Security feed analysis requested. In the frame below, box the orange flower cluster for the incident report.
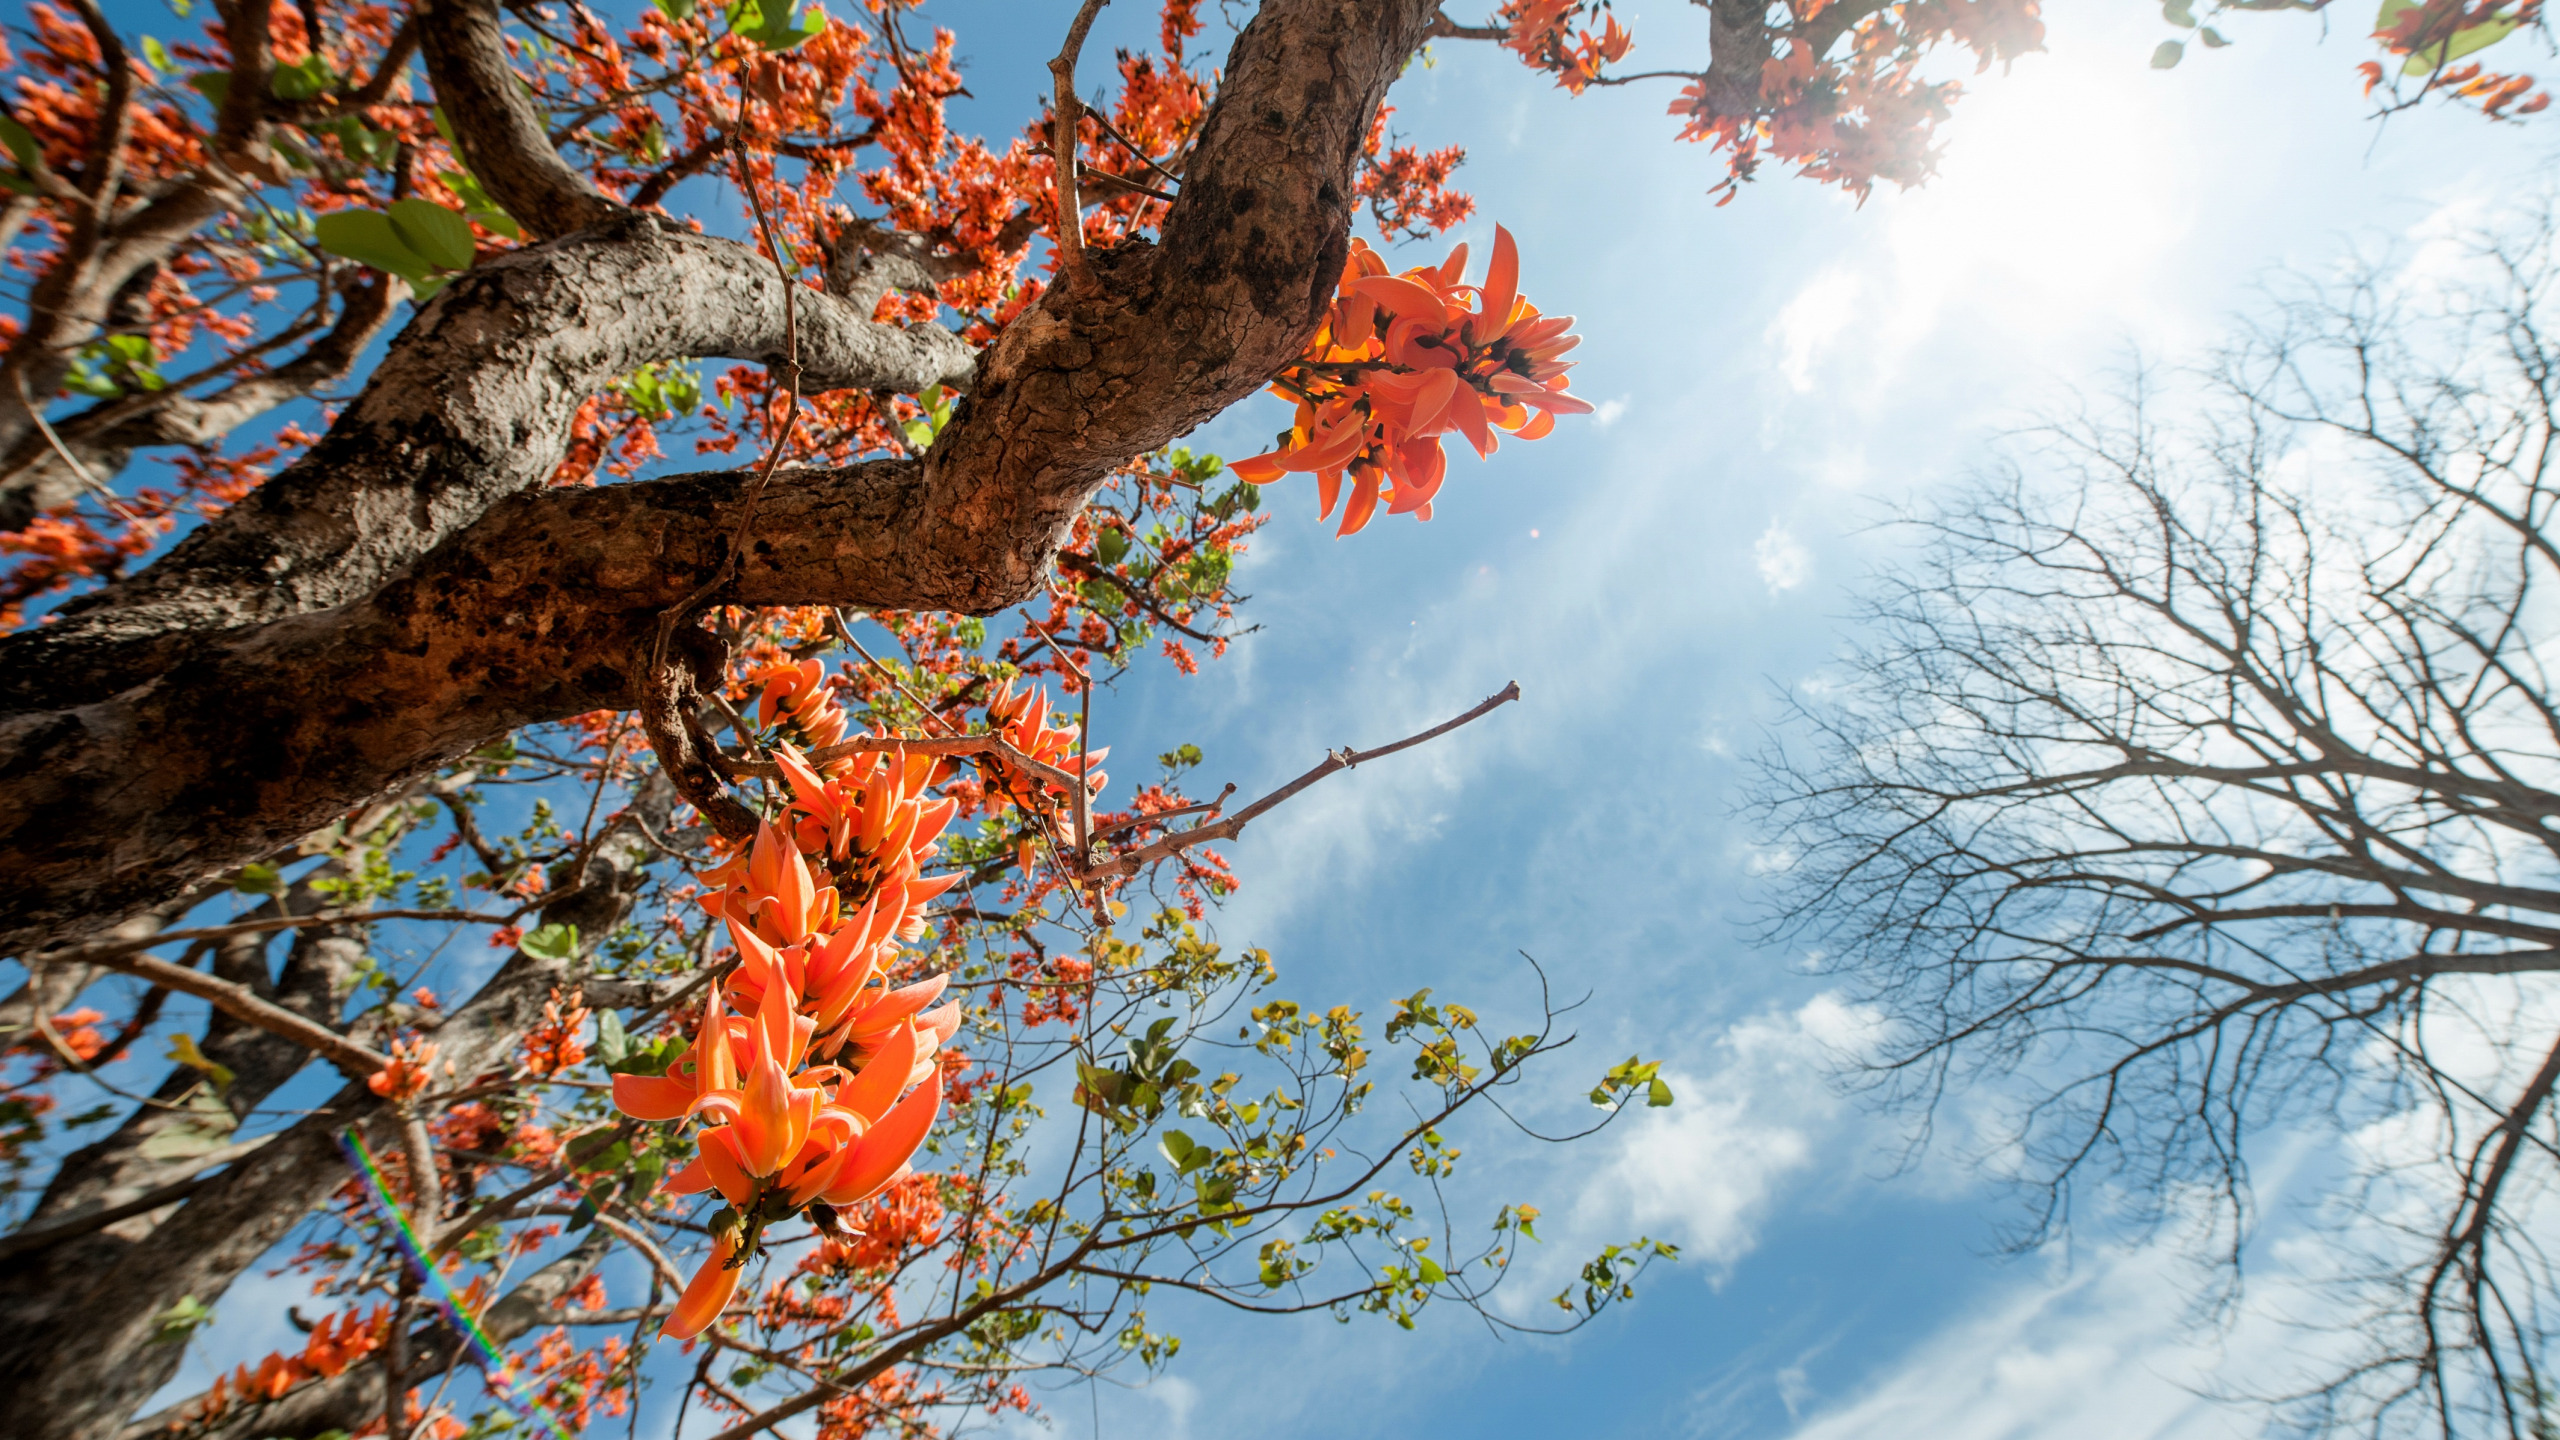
[520,989,591,1077]
[2359,0,2552,120]
[751,658,852,751]
[183,1305,390,1424]
[610,666,1020,1339]
[367,1038,439,1101]
[987,677,1109,805]
[1231,225,1588,536]
[1500,0,1634,93]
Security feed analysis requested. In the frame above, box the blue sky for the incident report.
[40,0,2560,1435]
[910,5,2560,1439]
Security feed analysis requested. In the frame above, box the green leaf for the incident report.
[653,0,699,18]
[606,1036,685,1077]
[2161,0,2196,26]
[520,922,580,961]
[1647,1076,1675,1108]
[143,36,174,72]
[729,0,827,50]
[1416,1255,1448,1284]
[233,861,283,895]
[594,1008,629,1067]
[2150,39,2185,68]
[0,113,40,172]
[467,209,522,241]
[167,1033,237,1095]
[2374,0,2518,71]
[187,71,230,110]
[148,1295,216,1346]
[388,198,478,272]
[566,1129,629,1172]
[313,208,433,284]
[270,54,333,100]
[1159,1128,1211,1173]
[2199,25,2230,46]
[138,1092,238,1159]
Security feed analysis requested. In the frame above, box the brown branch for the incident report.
[416,0,621,237]
[1046,0,1110,293]
[1079,682,1521,880]
[81,950,390,1077]
[1095,784,1234,842]
[1426,11,1509,41]
[0,1133,277,1261]
[1082,107,1183,191]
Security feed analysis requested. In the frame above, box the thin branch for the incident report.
[84,950,389,1077]
[1079,682,1522,880]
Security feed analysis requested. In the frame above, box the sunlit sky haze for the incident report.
[935,5,2560,1440]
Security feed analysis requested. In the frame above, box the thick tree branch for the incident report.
[0,0,1444,952]
[416,0,622,237]
[7,220,976,712]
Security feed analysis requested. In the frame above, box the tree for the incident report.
[0,0,2544,1438]
[1752,203,2560,1437]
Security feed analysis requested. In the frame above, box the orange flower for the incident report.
[751,658,850,751]
[367,1038,438,1101]
[986,680,1110,804]
[1231,224,1589,535]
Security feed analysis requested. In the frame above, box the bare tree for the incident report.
[1753,200,2560,1438]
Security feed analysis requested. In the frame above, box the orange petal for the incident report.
[1449,389,1496,459]
[1409,368,1461,436]
[661,1155,718,1197]
[1480,224,1519,336]
[1315,467,1343,521]
[1337,469,1383,537]
[847,974,952,1041]
[822,1070,942,1207]
[696,1125,758,1207]
[1386,438,1445,515]
[1349,274,1450,326]
[1430,241,1468,290]
[691,988,738,1096]
[661,1236,744,1340]
[839,1020,920,1123]
[611,1072,697,1123]
[1229,452,1286,484]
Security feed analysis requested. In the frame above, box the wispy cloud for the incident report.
[1753,521,1812,594]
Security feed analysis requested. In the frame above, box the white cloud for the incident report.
[1593,397,1630,427]
[1771,1225,2325,1440]
[1770,269,1861,394]
[1546,995,1879,1292]
[1755,521,1812,594]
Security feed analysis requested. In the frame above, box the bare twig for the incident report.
[84,950,390,1077]
[1078,682,1523,880]
[14,371,137,522]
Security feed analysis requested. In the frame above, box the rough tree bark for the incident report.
[0,0,1443,1435]
[0,778,672,1439]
